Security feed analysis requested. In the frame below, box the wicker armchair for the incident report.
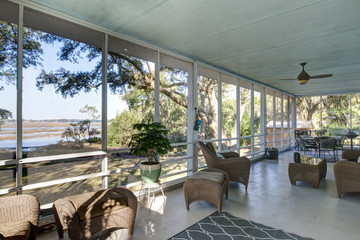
[341,149,360,162]
[199,141,250,191]
[53,186,137,240]
[334,160,360,198]
[205,142,241,158]
[0,195,40,240]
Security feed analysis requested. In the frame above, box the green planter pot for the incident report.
[140,162,161,184]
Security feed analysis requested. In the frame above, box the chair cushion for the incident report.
[189,171,225,184]
[65,189,128,221]
[216,153,224,159]
[0,220,31,240]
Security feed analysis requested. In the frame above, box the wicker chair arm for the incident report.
[112,187,137,209]
[216,157,250,186]
[219,157,250,165]
[334,160,360,197]
[220,152,240,158]
[341,150,360,161]
[112,187,137,235]
[53,198,77,232]
[0,195,39,227]
[334,160,360,175]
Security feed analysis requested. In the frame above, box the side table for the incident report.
[138,181,165,212]
[288,155,327,188]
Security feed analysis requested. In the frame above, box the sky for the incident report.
[1,39,129,120]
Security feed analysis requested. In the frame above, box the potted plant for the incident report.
[128,121,171,184]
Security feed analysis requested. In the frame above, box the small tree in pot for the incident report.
[128,121,171,183]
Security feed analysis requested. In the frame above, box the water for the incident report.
[0,124,101,149]
[0,136,63,149]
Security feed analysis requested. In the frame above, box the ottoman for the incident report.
[183,168,229,213]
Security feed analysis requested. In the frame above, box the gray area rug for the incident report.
[168,212,313,240]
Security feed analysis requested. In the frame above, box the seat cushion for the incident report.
[65,189,128,221]
[0,220,31,240]
[189,171,225,184]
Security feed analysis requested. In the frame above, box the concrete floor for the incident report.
[38,150,360,240]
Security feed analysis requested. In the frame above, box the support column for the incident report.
[16,5,24,195]
[281,94,284,148]
[251,84,254,155]
[287,95,290,147]
[320,96,323,129]
[101,33,108,189]
[154,52,160,122]
[273,94,276,148]
[217,73,222,152]
[187,62,196,173]
[236,79,240,154]
[350,94,352,129]
[292,97,297,144]
[260,87,266,153]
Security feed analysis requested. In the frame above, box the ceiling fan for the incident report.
[279,62,333,85]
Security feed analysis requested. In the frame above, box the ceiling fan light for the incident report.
[298,79,309,85]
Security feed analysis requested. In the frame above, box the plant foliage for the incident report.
[128,122,171,164]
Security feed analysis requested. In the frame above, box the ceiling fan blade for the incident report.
[309,74,333,79]
[278,78,297,80]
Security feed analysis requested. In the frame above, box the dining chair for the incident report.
[318,137,337,161]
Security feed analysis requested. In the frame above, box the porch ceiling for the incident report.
[29,0,360,97]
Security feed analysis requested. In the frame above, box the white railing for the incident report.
[0,137,295,212]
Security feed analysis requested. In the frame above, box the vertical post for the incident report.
[320,96,323,129]
[250,84,254,156]
[187,63,196,173]
[217,73,222,152]
[349,94,352,129]
[154,51,160,122]
[287,95,290,147]
[272,93,276,148]
[281,94,284,149]
[101,33,108,189]
[16,5,24,195]
[260,87,266,153]
[236,79,240,154]
[292,97,297,144]
[193,63,198,171]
